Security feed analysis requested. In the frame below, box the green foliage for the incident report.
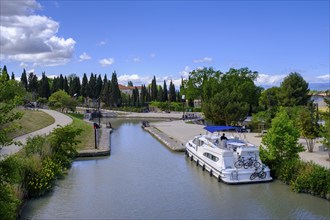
[0,181,20,220]
[25,157,61,197]
[49,125,82,169]
[48,90,77,112]
[260,107,304,170]
[278,72,310,107]
[24,135,50,158]
[0,103,24,148]
[202,68,260,125]
[290,162,330,197]
[297,106,320,152]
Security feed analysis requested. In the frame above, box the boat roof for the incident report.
[204,126,240,133]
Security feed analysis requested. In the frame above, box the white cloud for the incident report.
[79,52,91,62]
[316,74,330,81]
[133,57,141,62]
[98,40,107,46]
[117,74,150,85]
[99,58,114,67]
[193,57,213,63]
[255,74,286,86]
[0,0,75,66]
[20,62,28,68]
[179,66,191,78]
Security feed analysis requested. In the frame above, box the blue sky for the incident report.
[0,0,329,88]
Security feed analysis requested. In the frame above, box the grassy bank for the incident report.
[9,109,55,138]
[67,113,94,150]
[0,112,95,219]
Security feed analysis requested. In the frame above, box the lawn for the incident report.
[68,113,95,150]
[9,109,55,138]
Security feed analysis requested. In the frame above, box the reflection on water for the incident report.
[20,119,330,219]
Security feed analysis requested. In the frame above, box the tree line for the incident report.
[2,65,180,109]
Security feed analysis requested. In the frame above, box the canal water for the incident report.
[21,120,330,219]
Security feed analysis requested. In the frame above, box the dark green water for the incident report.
[20,119,330,219]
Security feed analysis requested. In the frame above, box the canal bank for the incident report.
[149,120,330,169]
[20,120,330,219]
[77,121,112,157]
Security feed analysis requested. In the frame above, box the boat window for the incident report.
[203,152,219,162]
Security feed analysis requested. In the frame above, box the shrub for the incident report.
[0,181,20,220]
[25,157,61,197]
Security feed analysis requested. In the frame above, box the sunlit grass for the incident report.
[69,115,95,150]
[9,109,55,138]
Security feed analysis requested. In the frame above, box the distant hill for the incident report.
[260,83,329,91]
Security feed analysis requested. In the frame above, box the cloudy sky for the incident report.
[0,0,329,88]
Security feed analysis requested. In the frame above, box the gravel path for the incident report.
[0,109,72,159]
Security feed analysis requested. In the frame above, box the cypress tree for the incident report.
[64,76,69,93]
[111,71,121,107]
[21,69,28,90]
[88,73,96,99]
[81,73,88,98]
[1,65,9,81]
[11,72,15,80]
[151,76,157,101]
[39,72,50,99]
[169,80,176,102]
[163,80,168,102]
[96,74,103,98]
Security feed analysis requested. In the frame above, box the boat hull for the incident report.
[185,147,272,184]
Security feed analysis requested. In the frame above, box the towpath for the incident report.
[0,109,72,159]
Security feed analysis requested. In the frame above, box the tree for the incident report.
[48,90,77,112]
[63,76,69,93]
[80,73,88,98]
[111,71,121,107]
[95,74,103,99]
[181,67,221,104]
[297,105,320,152]
[11,72,15,80]
[68,74,81,97]
[151,76,157,101]
[169,80,176,102]
[51,77,60,94]
[88,73,96,99]
[38,72,50,99]
[27,72,38,100]
[202,68,261,125]
[58,74,64,90]
[162,80,168,102]
[278,72,310,107]
[1,65,9,81]
[128,81,133,87]
[20,69,28,91]
[260,107,304,170]
[0,68,24,149]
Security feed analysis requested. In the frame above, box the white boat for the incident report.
[185,126,272,184]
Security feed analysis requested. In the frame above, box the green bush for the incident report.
[25,157,61,197]
[290,161,330,197]
[0,181,20,220]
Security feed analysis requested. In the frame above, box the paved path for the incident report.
[0,109,72,159]
[150,120,330,169]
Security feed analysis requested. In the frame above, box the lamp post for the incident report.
[182,95,185,120]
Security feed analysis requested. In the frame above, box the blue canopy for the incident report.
[204,126,240,133]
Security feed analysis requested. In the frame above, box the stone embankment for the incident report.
[143,126,185,152]
[77,122,112,157]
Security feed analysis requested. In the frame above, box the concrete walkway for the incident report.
[150,120,330,169]
[0,109,72,159]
